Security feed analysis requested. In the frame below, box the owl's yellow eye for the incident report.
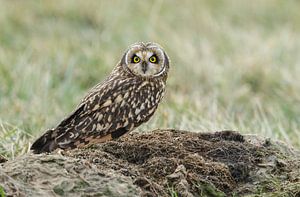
[149,55,157,63]
[132,55,140,63]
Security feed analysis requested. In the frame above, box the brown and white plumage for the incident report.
[31,42,170,153]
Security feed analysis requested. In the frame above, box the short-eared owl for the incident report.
[31,42,170,153]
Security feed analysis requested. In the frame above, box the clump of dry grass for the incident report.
[0,120,31,159]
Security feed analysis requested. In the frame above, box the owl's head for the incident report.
[121,42,169,78]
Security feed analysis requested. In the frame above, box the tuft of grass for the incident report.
[0,0,299,158]
[195,182,226,197]
[0,120,31,159]
[168,186,179,197]
[0,185,6,197]
[245,179,300,197]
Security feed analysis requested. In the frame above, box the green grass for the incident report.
[0,0,300,158]
[0,186,5,197]
[168,186,178,197]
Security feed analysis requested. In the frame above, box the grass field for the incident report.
[0,0,300,159]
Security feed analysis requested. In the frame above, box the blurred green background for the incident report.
[0,0,300,158]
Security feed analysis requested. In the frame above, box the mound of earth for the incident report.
[1,130,300,197]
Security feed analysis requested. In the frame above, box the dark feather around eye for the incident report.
[131,55,140,63]
[150,54,159,63]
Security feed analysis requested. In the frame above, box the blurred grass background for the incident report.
[0,0,300,158]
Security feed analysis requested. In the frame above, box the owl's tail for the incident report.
[30,129,59,154]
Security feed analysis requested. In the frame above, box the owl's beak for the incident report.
[141,61,148,73]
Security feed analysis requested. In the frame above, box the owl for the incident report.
[31,42,170,154]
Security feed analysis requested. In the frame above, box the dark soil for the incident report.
[1,129,300,197]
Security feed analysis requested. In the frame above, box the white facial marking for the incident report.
[125,44,166,77]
